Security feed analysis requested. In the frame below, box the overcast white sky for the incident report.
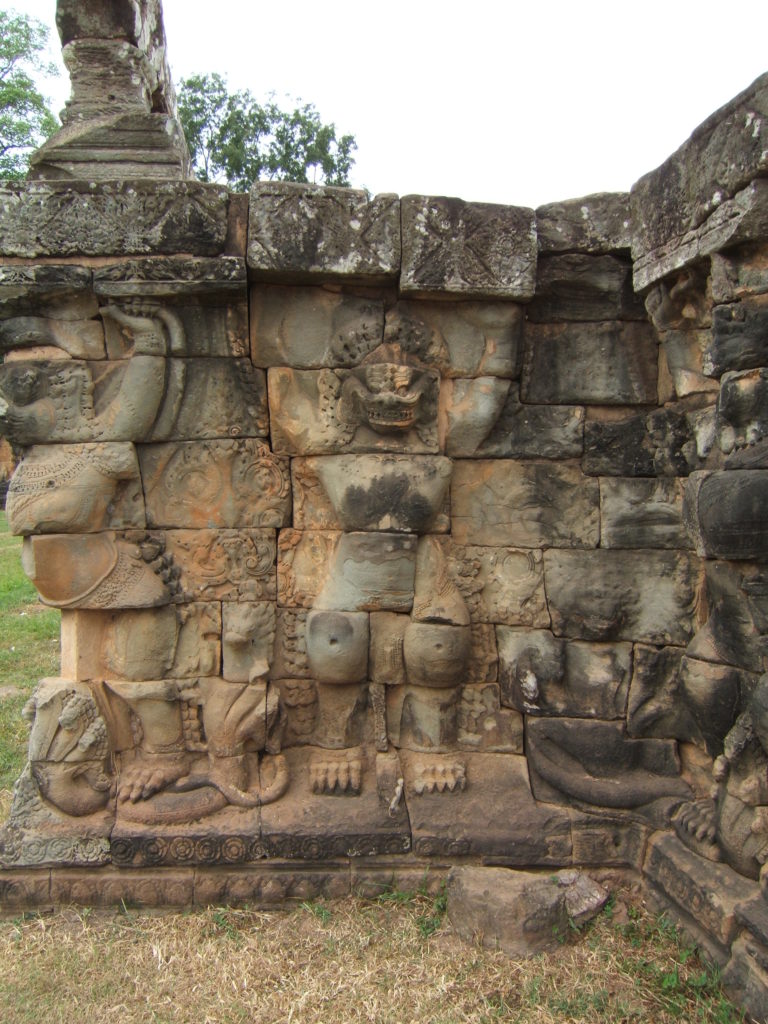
[11,0,768,208]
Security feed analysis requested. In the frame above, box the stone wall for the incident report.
[1,1,768,1017]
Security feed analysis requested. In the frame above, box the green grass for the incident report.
[0,513,60,796]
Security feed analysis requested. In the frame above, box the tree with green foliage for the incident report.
[177,73,356,191]
[0,8,58,179]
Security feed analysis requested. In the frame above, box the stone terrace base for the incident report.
[2,836,767,1020]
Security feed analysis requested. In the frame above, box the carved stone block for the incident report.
[457,684,524,752]
[451,460,599,548]
[643,833,756,948]
[7,443,145,535]
[140,441,291,529]
[497,628,631,719]
[390,299,523,378]
[0,265,97,321]
[260,747,411,859]
[445,541,549,627]
[569,813,649,868]
[444,382,584,459]
[685,470,768,559]
[535,193,631,254]
[250,285,384,368]
[543,549,699,645]
[248,183,400,282]
[0,181,229,257]
[21,532,172,609]
[711,241,768,302]
[313,532,418,614]
[599,477,691,549]
[717,367,768,457]
[522,321,658,405]
[61,604,221,680]
[268,365,439,455]
[687,560,768,674]
[400,195,537,300]
[527,253,644,322]
[386,684,459,752]
[306,611,369,684]
[527,718,691,815]
[583,408,695,477]
[659,329,718,398]
[400,751,572,860]
[0,316,105,359]
[272,608,309,679]
[222,602,275,683]
[162,529,276,602]
[708,297,768,377]
[627,645,745,754]
[277,529,339,608]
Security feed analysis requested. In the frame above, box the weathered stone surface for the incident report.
[306,611,369,684]
[139,441,291,529]
[272,608,309,679]
[412,536,470,626]
[522,321,658,405]
[7,443,145,535]
[685,470,768,559]
[708,296,768,376]
[278,530,339,608]
[497,628,630,718]
[0,871,51,909]
[544,549,699,644]
[387,684,460,751]
[268,365,439,455]
[660,329,719,397]
[446,866,569,956]
[21,532,172,609]
[631,73,768,287]
[314,455,452,533]
[93,256,246,296]
[451,460,599,548]
[717,367,768,457]
[0,265,97,321]
[50,868,194,907]
[390,300,523,378]
[583,408,696,477]
[250,285,384,368]
[402,751,571,860]
[369,612,407,687]
[222,602,275,683]
[400,195,537,300]
[528,254,644,322]
[0,316,105,359]
[711,241,768,302]
[0,181,228,257]
[445,542,549,627]
[260,747,411,859]
[535,192,631,253]
[569,813,649,868]
[687,560,768,674]
[248,183,400,282]
[599,477,691,549]
[627,645,745,754]
[162,529,276,602]
[61,603,221,680]
[643,833,756,948]
[556,869,610,926]
[194,866,350,906]
[457,684,524,753]
[722,936,768,1024]
[314,532,417,614]
[528,718,691,814]
[445,382,584,459]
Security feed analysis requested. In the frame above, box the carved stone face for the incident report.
[341,362,432,434]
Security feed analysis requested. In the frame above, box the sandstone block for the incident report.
[140,441,291,529]
[50,868,194,907]
[527,718,691,813]
[0,871,51,909]
[400,195,536,300]
[444,382,584,459]
[314,532,417,613]
[599,477,690,549]
[386,683,460,751]
[711,241,768,302]
[7,443,145,535]
[717,367,768,456]
[497,628,630,718]
[194,867,350,906]
[250,285,384,368]
[451,460,599,548]
[687,560,768,674]
[535,192,631,253]
[163,529,276,602]
[0,316,105,359]
[660,329,719,397]
[306,611,369,684]
[522,321,658,405]
[61,603,221,681]
[222,602,275,682]
[685,469,768,559]
[268,366,439,456]
[569,814,649,868]
[527,253,644,322]
[643,833,756,948]
[544,549,700,644]
[446,866,569,956]
[0,265,97,321]
[248,183,400,282]
[708,296,768,376]
[457,685,524,753]
[722,936,768,1024]
[401,751,572,860]
[583,408,695,477]
[278,530,339,608]
[445,541,549,627]
[0,181,228,257]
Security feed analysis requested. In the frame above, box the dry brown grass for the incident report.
[0,887,747,1024]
